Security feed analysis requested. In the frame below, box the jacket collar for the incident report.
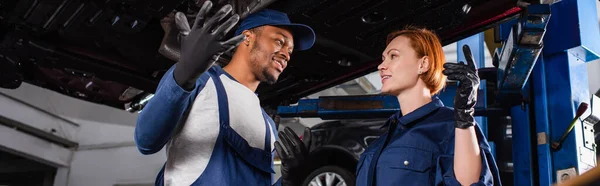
[213,65,261,96]
[212,65,238,82]
[382,96,445,128]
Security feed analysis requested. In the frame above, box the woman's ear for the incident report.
[419,56,430,74]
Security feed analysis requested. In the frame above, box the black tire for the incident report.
[302,165,356,186]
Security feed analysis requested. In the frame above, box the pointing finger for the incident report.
[462,45,478,71]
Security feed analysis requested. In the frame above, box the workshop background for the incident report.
[1,1,600,186]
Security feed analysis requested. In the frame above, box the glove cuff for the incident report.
[455,121,475,129]
[280,167,302,186]
[281,179,300,186]
[454,108,475,129]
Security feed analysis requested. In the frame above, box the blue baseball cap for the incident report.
[235,9,315,51]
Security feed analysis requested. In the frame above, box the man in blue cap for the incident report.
[134,0,315,185]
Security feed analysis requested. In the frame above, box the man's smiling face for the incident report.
[248,25,295,84]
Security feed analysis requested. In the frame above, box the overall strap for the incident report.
[206,68,230,131]
[260,110,278,153]
[155,162,166,186]
[261,109,278,185]
[206,67,274,173]
[262,113,271,153]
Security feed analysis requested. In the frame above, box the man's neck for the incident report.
[222,56,261,92]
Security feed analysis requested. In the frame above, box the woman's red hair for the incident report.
[386,26,446,95]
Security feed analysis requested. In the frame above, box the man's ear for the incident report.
[419,56,430,74]
[242,30,253,46]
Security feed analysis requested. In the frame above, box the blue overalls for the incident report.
[146,66,279,186]
[355,97,501,186]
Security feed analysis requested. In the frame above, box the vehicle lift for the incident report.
[277,0,600,185]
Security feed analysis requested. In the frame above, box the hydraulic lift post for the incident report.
[537,0,600,184]
[494,0,600,185]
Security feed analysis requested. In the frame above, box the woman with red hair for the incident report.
[274,27,502,186]
[353,27,501,186]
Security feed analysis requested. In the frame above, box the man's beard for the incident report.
[250,43,277,85]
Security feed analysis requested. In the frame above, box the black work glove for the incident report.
[443,45,480,129]
[173,0,245,90]
[275,127,312,186]
[209,0,262,18]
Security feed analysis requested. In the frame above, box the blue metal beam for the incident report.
[532,56,553,186]
[277,95,399,120]
[511,104,535,186]
[277,87,495,120]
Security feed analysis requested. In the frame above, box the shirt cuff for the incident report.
[162,64,194,97]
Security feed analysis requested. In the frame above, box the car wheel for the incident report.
[302,165,356,186]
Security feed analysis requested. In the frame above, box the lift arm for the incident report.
[277,83,499,120]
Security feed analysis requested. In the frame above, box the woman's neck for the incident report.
[396,85,432,116]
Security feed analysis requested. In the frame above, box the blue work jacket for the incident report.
[135,65,282,185]
[356,97,502,186]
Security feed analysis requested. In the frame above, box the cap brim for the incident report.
[272,23,315,51]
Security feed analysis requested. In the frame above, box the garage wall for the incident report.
[0,83,165,186]
[0,83,139,127]
[64,117,166,186]
[67,147,165,186]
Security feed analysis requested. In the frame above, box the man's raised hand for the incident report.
[173,0,246,90]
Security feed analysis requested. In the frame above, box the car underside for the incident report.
[0,0,525,112]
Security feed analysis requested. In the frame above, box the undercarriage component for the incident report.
[125,92,154,113]
[0,0,524,111]
[0,29,155,108]
[0,56,23,89]
[257,0,523,107]
[119,87,145,101]
[158,12,181,62]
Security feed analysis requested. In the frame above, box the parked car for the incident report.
[298,119,387,186]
